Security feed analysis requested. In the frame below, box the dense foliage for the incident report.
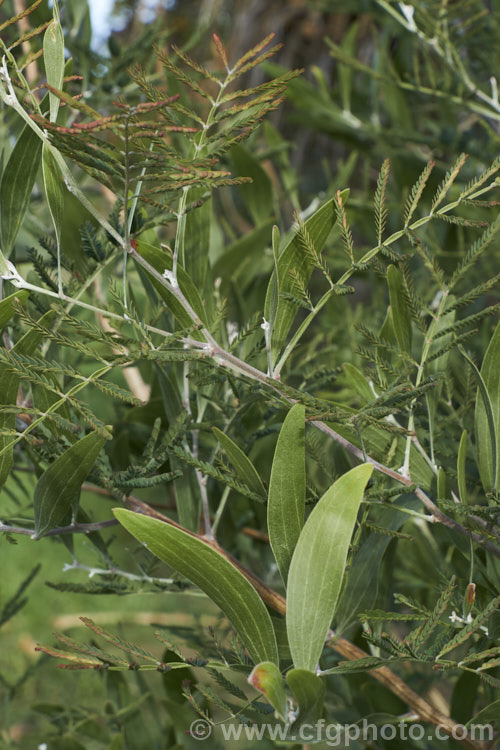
[0,1,499,748]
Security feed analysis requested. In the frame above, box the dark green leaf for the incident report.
[474,322,500,491]
[457,429,468,504]
[387,265,411,354]
[268,403,305,584]
[286,668,325,725]
[213,427,266,500]
[264,193,348,365]
[230,144,273,224]
[0,290,29,329]
[33,431,107,538]
[466,699,500,727]
[0,125,43,255]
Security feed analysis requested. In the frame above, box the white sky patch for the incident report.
[88,0,116,50]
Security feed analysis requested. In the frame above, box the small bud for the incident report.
[463,582,476,618]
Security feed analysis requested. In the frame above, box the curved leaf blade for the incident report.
[136,240,207,338]
[387,264,411,354]
[264,193,348,364]
[268,403,306,584]
[286,668,325,726]
[457,429,468,504]
[0,125,43,255]
[33,431,106,538]
[286,463,373,670]
[212,427,266,500]
[336,496,419,630]
[42,146,65,255]
[0,290,29,330]
[467,698,500,727]
[474,322,500,491]
[113,509,279,665]
[43,16,65,122]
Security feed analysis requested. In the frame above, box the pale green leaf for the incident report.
[268,403,306,584]
[113,509,279,665]
[286,463,373,670]
[34,430,107,538]
[44,16,65,122]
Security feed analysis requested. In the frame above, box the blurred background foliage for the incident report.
[0,0,499,747]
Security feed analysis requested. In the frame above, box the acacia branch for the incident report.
[122,497,486,750]
[125,243,500,559]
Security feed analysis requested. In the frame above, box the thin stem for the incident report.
[0,364,112,458]
[62,559,178,586]
[273,184,487,378]
[0,518,118,538]
[376,0,500,120]
[402,288,449,476]
[172,75,227,281]
[122,117,131,309]
[211,485,231,536]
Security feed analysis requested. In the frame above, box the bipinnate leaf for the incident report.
[248,661,287,720]
[268,403,306,584]
[33,431,106,538]
[264,192,349,365]
[286,463,373,671]
[0,290,30,330]
[113,509,279,665]
[212,427,266,500]
[387,265,411,354]
[286,668,325,725]
[0,310,54,490]
[0,125,43,254]
[475,322,500,491]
